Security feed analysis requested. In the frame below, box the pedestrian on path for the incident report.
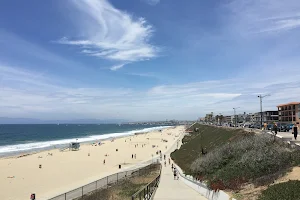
[271,123,278,136]
[293,123,299,140]
[173,168,177,180]
[168,158,171,165]
[164,161,166,167]
[103,159,105,164]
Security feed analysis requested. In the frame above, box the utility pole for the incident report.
[233,107,240,127]
[257,94,270,129]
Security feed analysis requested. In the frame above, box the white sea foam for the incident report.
[0,126,172,154]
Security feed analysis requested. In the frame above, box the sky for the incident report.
[1,0,300,121]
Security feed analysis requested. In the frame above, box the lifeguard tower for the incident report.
[69,142,80,151]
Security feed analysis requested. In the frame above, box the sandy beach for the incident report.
[0,126,184,200]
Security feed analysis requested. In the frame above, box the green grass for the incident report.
[171,124,248,173]
[258,180,300,200]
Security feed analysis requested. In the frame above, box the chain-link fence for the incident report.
[48,163,158,200]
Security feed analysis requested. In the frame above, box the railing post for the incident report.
[107,176,109,188]
[82,186,83,197]
[147,185,149,199]
[65,193,66,200]
[117,173,118,183]
[96,180,97,189]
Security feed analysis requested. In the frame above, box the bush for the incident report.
[258,180,300,200]
[171,124,246,173]
[190,133,298,190]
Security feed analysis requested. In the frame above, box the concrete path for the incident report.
[154,162,207,200]
[153,132,207,200]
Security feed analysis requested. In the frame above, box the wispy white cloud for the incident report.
[143,0,160,6]
[110,63,125,71]
[225,0,300,35]
[57,0,159,65]
[1,63,300,120]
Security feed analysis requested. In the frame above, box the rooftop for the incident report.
[277,102,300,107]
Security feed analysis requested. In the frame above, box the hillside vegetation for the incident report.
[258,180,300,200]
[171,124,249,173]
[172,124,300,192]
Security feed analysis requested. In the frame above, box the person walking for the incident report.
[271,123,278,136]
[164,161,166,167]
[103,159,105,165]
[173,168,177,180]
[293,123,298,140]
[263,122,267,131]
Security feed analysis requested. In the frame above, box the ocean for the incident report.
[0,124,171,157]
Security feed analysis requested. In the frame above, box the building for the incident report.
[277,102,300,123]
[250,111,278,123]
[205,112,214,122]
[224,115,232,123]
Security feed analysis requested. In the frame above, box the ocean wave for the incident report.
[0,126,172,154]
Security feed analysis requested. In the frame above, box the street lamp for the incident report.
[233,107,240,127]
[257,94,270,129]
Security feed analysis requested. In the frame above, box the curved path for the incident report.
[154,132,207,200]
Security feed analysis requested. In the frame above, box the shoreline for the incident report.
[0,125,173,159]
[0,125,185,200]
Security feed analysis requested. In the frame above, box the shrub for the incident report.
[258,180,300,200]
[190,133,298,190]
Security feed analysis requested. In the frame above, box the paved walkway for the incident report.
[154,132,207,200]
[154,162,207,200]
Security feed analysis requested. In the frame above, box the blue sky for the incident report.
[1,0,300,121]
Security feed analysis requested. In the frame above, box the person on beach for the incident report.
[103,159,105,164]
[132,154,133,159]
[293,123,299,140]
[164,161,166,167]
[169,158,171,165]
[164,155,166,160]
[171,163,174,171]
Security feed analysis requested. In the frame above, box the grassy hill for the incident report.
[171,123,250,174]
[171,124,300,193]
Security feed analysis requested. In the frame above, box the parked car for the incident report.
[267,124,274,130]
[254,124,261,129]
[249,124,254,128]
[277,123,290,132]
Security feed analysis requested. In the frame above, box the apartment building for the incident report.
[277,102,300,123]
[224,115,232,123]
[249,111,278,123]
